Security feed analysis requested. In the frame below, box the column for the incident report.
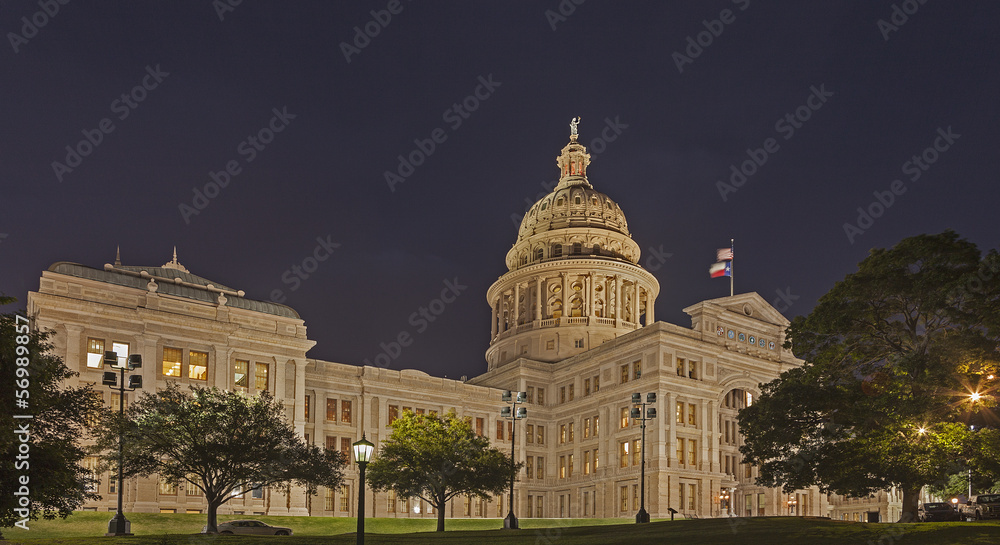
[288,358,310,516]
[63,325,83,385]
[701,401,711,473]
[587,273,595,317]
[614,275,622,323]
[632,281,640,324]
[646,286,655,324]
[513,283,521,327]
[561,273,569,319]
[666,393,676,467]
[491,297,498,339]
[535,279,543,321]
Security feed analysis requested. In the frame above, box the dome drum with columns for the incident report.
[487,122,659,369]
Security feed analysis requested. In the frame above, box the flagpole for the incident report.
[730,238,734,297]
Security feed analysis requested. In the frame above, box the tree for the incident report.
[92,383,345,533]
[0,296,104,538]
[366,410,519,531]
[739,232,1000,522]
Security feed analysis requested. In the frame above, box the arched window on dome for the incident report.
[574,195,582,205]
[572,243,582,255]
[592,196,599,206]
[593,244,602,256]
[535,248,544,262]
[541,202,548,211]
[552,244,563,258]
[520,254,528,267]
[556,197,564,206]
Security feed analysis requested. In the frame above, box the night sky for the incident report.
[2,1,997,379]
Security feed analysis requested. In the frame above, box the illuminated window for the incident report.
[537,496,543,517]
[326,436,336,451]
[620,407,629,428]
[387,490,396,512]
[689,484,697,510]
[325,488,335,511]
[559,456,566,478]
[689,361,698,380]
[584,418,591,439]
[327,399,337,421]
[112,342,129,367]
[254,362,269,391]
[475,417,484,436]
[537,425,545,445]
[593,375,599,392]
[620,486,628,511]
[594,449,599,470]
[677,438,685,465]
[159,477,177,495]
[633,360,641,379]
[568,422,574,442]
[538,388,545,405]
[536,456,544,479]
[340,485,350,512]
[688,403,697,426]
[676,401,684,424]
[620,364,629,383]
[86,338,105,368]
[162,347,182,377]
[234,359,249,388]
[584,379,591,396]
[632,438,641,466]
[497,421,505,440]
[619,441,629,468]
[568,454,574,477]
[583,450,590,474]
[526,457,534,479]
[341,437,350,456]
[689,439,697,468]
[677,357,684,376]
[389,405,400,426]
[560,387,566,403]
[633,484,639,510]
[341,400,352,423]
[189,350,208,381]
[527,495,534,516]
[304,396,311,421]
[526,423,533,443]
[594,415,599,437]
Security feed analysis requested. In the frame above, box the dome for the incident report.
[517,185,630,242]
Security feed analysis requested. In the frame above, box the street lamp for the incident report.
[500,390,526,529]
[630,392,656,523]
[352,434,374,545]
[720,491,730,517]
[787,495,798,516]
[102,350,142,537]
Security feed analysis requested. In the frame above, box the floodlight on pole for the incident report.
[104,351,142,536]
[500,390,526,530]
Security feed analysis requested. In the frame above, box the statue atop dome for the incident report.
[569,116,580,138]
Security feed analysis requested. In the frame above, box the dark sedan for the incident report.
[919,502,961,522]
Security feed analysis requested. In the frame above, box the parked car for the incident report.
[202,520,293,535]
[918,502,961,522]
[961,494,1000,520]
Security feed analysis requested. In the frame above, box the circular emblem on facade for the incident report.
[717,325,725,336]
[738,333,746,343]
[768,341,775,350]
[748,335,756,345]
[759,338,766,347]
[727,330,735,339]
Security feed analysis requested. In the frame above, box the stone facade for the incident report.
[25,128,879,521]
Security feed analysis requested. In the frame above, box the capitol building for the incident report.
[27,126,901,522]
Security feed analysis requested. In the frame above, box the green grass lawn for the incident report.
[3,513,1000,545]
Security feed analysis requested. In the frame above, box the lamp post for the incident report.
[720,491,730,517]
[102,350,142,537]
[500,390,526,529]
[631,392,656,523]
[352,435,374,545]
[787,495,797,516]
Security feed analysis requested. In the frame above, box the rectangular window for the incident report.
[560,424,566,444]
[620,486,629,512]
[619,441,629,468]
[497,421,505,440]
[568,383,574,401]
[526,424,534,443]
[593,375,599,392]
[620,407,629,428]
[632,438,641,466]
[677,357,684,376]
[568,422,574,442]
[189,350,208,380]
[326,436,336,451]
[162,347,182,377]
[251,483,263,499]
[254,362,269,391]
[87,338,105,368]
[583,418,591,439]
[83,456,100,492]
[757,493,765,516]
[560,386,566,404]
[536,456,544,479]
[234,359,249,388]
[526,456,534,479]
[340,485,350,512]
[688,484,697,511]
[677,438,685,465]
[304,396,311,421]
[593,449,599,470]
[574,338,584,348]
[568,453,574,477]
[527,495,533,517]
[111,342,129,367]
[594,415,599,437]
[464,495,471,516]
[341,400,352,423]
[475,416,484,436]
[538,388,545,405]
[688,403,697,426]
[387,490,396,512]
[108,477,117,495]
[559,456,566,479]
[633,360,641,379]
[327,399,337,421]
[745,494,753,516]
[689,361,698,380]
[390,405,400,426]
[537,425,545,445]
[584,450,590,474]
[324,488,335,511]
[559,494,566,517]
[341,437,350,456]
[620,364,629,383]
[583,491,589,516]
[689,439,697,468]
[584,378,591,396]
[159,477,177,495]
[507,422,513,440]
[537,496,543,518]
[633,484,639,510]
[527,386,535,404]
[676,401,684,424]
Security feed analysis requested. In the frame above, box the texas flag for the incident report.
[709,261,732,278]
[716,248,733,261]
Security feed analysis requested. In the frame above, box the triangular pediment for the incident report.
[682,292,792,361]
[685,292,790,327]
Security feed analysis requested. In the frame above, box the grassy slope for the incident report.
[3,514,1000,545]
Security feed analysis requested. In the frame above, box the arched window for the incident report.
[575,195,582,205]
[556,197,564,206]
[541,202,548,211]
[572,243,582,255]
[593,244,601,256]
[552,245,563,258]
[535,248,544,261]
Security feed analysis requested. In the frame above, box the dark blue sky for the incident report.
[2,1,997,379]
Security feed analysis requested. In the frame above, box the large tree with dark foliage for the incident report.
[366,410,518,531]
[0,296,103,538]
[739,232,1000,522]
[92,383,345,533]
